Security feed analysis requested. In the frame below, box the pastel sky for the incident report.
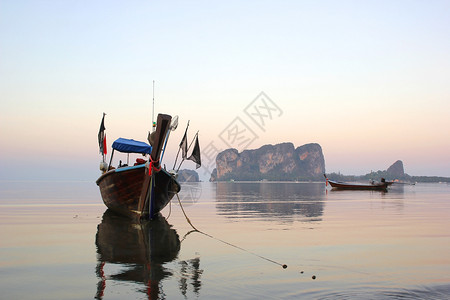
[1,0,449,181]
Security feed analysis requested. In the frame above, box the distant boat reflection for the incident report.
[95,210,202,299]
[215,182,325,221]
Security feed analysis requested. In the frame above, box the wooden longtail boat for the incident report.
[324,174,391,191]
[96,114,181,219]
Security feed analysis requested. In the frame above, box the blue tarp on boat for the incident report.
[112,138,152,154]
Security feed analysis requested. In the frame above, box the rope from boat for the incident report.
[175,193,287,269]
[176,193,199,231]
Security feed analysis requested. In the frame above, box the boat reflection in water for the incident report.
[95,210,201,299]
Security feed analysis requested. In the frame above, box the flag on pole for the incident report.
[103,134,107,155]
[180,127,188,159]
[98,113,106,155]
[187,135,201,169]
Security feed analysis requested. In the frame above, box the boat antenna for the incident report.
[152,80,155,132]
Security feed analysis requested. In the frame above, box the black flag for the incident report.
[98,113,106,155]
[180,128,188,159]
[187,135,201,169]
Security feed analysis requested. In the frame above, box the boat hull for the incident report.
[96,164,180,218]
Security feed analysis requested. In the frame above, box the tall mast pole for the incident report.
[152,80,155,132]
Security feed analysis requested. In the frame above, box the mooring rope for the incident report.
[175,193,287,269]
[176,193,199,231]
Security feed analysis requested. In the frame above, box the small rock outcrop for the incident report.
[178,169,200,182]
[386,160,405,178]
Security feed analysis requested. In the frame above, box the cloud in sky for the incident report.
[1,1,449,180]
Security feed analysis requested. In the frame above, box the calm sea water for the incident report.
[1,180,449,299]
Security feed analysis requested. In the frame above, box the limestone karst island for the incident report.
[205,142,449,183]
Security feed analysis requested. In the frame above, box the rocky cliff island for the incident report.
[209,144,450,183]
[210,143,325,181]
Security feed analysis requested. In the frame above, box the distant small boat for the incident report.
[391,181,416,186]
[324,174,391,191]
